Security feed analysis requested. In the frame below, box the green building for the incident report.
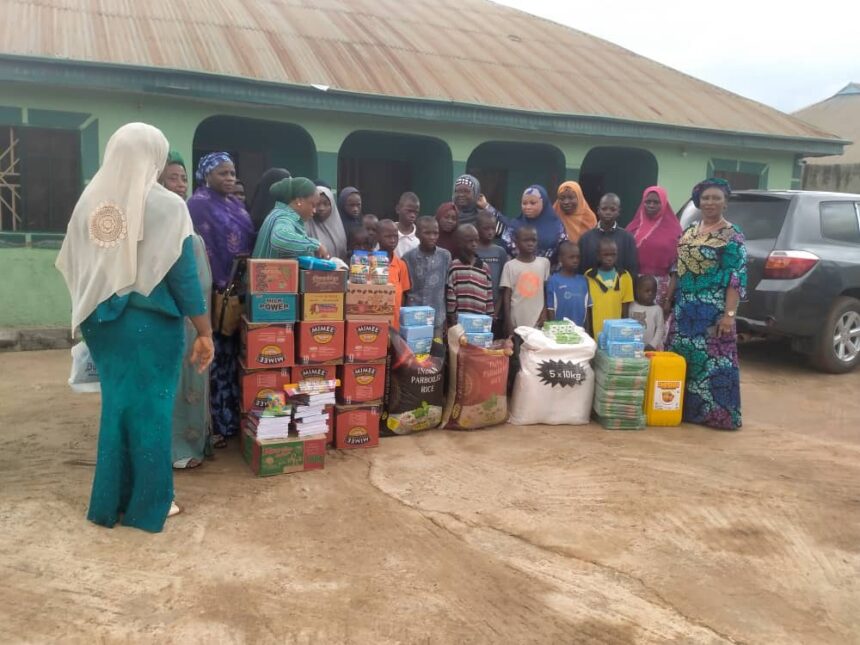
[0,0,845,329]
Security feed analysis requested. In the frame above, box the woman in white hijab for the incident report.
[305,185,348,261]
[56,123,214,533]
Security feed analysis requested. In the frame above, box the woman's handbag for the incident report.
[211,255,247,336]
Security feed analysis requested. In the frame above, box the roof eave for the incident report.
[0,54,847,157]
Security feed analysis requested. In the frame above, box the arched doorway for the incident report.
[467,142,565,215]
[193,116,317,201]
[579,147,658,225]
[338,131,451,220]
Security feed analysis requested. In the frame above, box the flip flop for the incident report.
[168,501,183,518]
[211,435,228,449]
[173,457,202,469]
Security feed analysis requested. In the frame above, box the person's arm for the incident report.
[620,271,634,319]
[445,267,457,327]
[585,308,593,336]
[164,237,214,372]
[545,278,556,322]
[718,287,741,336]
[654,307,666,350]
[270,217,320,257]
[663,272,677,319]
[501,287,513,338]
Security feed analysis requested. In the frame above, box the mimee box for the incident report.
[241,317,295,370]
[338,363,386,404]
[344,321,389,363]
[240,366,292,413]
[334,404,381,449]
[296,321,345,364]
[290,364,338,384]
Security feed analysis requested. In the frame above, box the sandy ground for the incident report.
[0,344,858,645]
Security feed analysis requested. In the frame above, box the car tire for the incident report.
[811,296,860,374]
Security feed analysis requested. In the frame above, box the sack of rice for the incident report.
[381,332,445,435]
[442,325,513,430]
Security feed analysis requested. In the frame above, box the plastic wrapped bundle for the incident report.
[594,350,650,376]
[593,383,645,406]
[596,413,646,431]
[594,370,649,390]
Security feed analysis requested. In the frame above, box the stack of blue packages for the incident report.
[600,319,645,359]
[458,313,494,348]
[399,306,435,354]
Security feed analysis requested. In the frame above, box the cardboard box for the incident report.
[338,363,386,404]
[290,364,338,384]
[464,332,494,348]
[458,313,493,333]
[241,317,295,369]
[345,283,396,321]
[246,293,298,323]
[344,321,389,363]
[301,293,345,322]
[240,366,293,413]
[334,405,381,449]
[400,306,435,328]
[241,426,326,477]
[297,321,345,364]
[405,338,433,354]
[300,269,348,293]
[399,324,434,342]
[247,259,299,294]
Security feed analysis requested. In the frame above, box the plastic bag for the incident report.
[508,323,597,426]
[443,325,512,430]
[594,370,649,390]
[68,341,100,393]
[381,332,445,435]
[594,350,650,376]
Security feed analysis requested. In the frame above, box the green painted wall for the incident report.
[2,247,70,327]
[0,81,798,327]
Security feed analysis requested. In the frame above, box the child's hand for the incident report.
[477,194,489,209]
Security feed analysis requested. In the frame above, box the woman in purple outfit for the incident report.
[187,152,256,446]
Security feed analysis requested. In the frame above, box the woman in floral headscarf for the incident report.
[187,152,255,446]
[669,178,746,430]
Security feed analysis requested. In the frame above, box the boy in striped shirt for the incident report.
[446,224,495,328]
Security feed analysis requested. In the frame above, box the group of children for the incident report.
[347,193,666,350]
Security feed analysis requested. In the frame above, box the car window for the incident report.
[727,197,790,240]
[820,201,860,244]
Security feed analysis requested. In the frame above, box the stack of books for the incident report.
[245,392,293,440]
[286,379,338,438]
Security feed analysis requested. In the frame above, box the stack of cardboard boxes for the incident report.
[241,258,329,476]
[398,306,435,354]
[335,278,396,449]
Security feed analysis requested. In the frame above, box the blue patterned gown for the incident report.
[669,224,747,429]
[82,236,206,532]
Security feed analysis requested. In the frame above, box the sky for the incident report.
[493,0,860,114]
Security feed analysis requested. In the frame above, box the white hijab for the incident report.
[305,186,348,260]
[56,123,193,332]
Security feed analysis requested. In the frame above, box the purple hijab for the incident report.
[188,186,256,289]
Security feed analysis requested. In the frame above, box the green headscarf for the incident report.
[270,177,316,203]
[166,150,185,168]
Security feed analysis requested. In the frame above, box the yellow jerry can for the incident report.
[644,351,686,426]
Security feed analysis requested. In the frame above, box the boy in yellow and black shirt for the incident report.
[584,237,634,337]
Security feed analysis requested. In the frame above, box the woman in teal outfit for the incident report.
[253,177,329,259]
[159,150,213,470]
[669,178,747,430]
[56,123,214,532]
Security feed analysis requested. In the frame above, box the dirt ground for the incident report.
[0,344,858,645]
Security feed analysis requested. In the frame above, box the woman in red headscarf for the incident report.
[626,186,682,318]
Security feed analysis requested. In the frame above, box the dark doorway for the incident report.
[579,147,658,225]
[338,131,451,220]
[193,116,317,201]
[467,142,565,215]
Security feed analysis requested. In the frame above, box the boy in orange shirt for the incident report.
[378,219,411,331]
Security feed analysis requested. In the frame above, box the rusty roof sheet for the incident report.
[794,84,860,163]
[0,0,837,141]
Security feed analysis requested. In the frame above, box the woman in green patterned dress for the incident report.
[669,178,747,429]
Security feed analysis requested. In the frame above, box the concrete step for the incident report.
[0,328,73,352]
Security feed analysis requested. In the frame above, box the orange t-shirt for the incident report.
[388,254,411,331]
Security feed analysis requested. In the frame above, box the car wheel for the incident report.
[812,296,860,374]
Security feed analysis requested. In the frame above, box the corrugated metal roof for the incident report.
[0,0,836,141]
[794,84,860,163]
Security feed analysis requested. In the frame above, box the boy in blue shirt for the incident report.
[546,241,591,329]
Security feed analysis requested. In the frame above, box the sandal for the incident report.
[173,457,202,469]
[168,501,183,518]
[211,435,228,449]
